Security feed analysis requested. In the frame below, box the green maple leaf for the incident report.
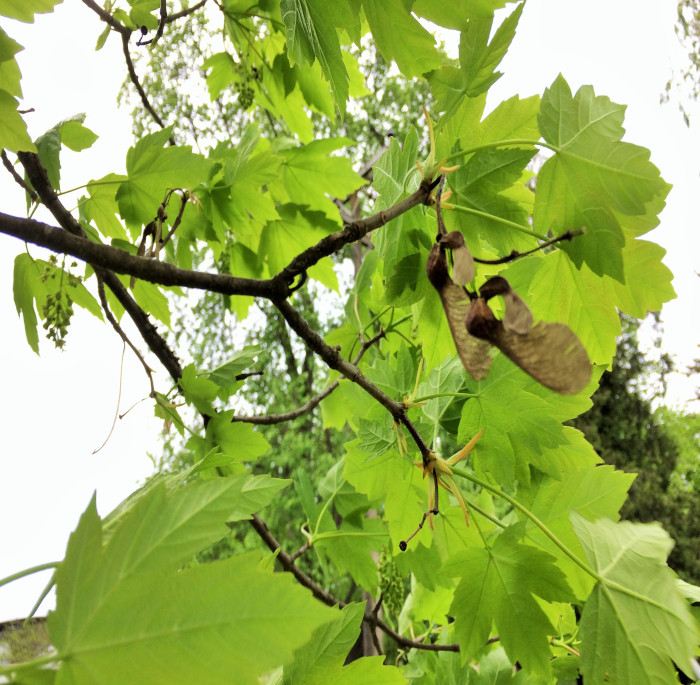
[343,439,425,550]
[518,465,634,599]
[417,287,462,371]
[611,236,676,317]
[523,250,620,367]
[372,126,421,212]
[81,173,129,241]
[284,603,364,684]
[356,415,397,460]
[205,411,271,463]
[429,3,523,125]
[364,345,419,400]
[413,0,510,29]
[259,204,339,289]
[280,137,367,219]
[50,496,331,684]
[116,127,213,227]
[203,346,259,387]
[458,354,569,487]
[419,356,465,436]
[206,136,281,247]
[280,0,352,117]
[0,89,35,152]
[572,515,699,685]
[285,602,406,685]
[446,147,537,254]
[315,518,388,590]
[0,0,62,22]
[444,532,574,678]
[179,363,219,415]
[535,75,669,280]
[466,94,541,147]
[363,0,442,78]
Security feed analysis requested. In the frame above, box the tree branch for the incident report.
[121,32,174,141]
[81,0,130,34]
[0,212,285,301]
[276,180,432,285]
[166,0,208,23]
[96,275,156,396]
[232,330,384,425]
[15,152,185,383]
[273,298,432,462]
[2,150,36,202]
[249,514,343,608]
[249,514,461,653]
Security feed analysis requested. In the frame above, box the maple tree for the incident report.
[1,1,698,683]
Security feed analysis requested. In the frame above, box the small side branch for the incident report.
[473,228,584,265]
[275,180,432,287]
[81,0,130,34]
[249,514,462,653]
[96,275,156,397]
[1,150,37,202]
[250,514,343,608]
[121,32,174,141]
[233,330,385,425]
[273,298,406,420]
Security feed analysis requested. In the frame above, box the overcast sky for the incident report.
[1,1,699,621]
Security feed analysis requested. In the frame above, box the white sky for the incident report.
[1,1,699,621]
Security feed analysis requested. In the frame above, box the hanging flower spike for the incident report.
[417,107,460,181]
[412,430,484,529]
[403,358,427,409]
[445,428,484,467]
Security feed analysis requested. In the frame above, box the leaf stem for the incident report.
[415,392,478,402]
[445,139,559,164]
[0,652,62,677]
[450,465,603,584]
[0,561,59,589]
[448,204,549,241]
[57,178,122,196]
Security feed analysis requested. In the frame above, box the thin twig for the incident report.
[154,0,167,43]
[121,32,175,141]
[81,0,129,34]
[97,275,156,397]
[160,191,189,249]
[92,341,126,454]
[249,514,462,653]
[289,540,311,562]
[1,150,37,202]
[166,0,207,23]
[472,228,584,264]
[232,330,385,425]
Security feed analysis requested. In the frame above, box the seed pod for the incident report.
[479,276,533,334]
[465,298,498,339]
[426,243,448,290]
[439,231,474,286]
[502,288,533,334]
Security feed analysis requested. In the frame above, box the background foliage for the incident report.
[0,1,698,684]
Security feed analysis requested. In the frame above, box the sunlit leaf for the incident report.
[572,515,699,685]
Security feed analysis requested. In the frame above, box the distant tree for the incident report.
[572,315,700,582]
[664,0,700,123]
